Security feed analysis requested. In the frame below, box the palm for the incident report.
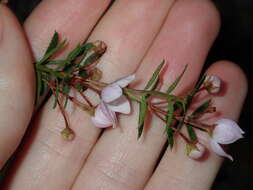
[0,1,247,189]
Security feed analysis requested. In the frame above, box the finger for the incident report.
[145,61,248,190]
[3,0,174,189]
[0,5,34,168]
[24,0,111,60]
[88,0,175,81]
[72,0,220,189]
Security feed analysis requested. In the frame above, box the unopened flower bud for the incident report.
[204,75,221,94]
[186,143,205,160]
[89,68,102,81]
[61,128,75,141]
[93,40,107,55]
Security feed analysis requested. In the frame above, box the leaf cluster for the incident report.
[134,63,212,150]
[35,32,105,107]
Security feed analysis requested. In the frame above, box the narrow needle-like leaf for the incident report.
[186,75,206,106]
[145,60,165,91]
[45,31,59,55]
[138,101,148,139]
[166,102,175,148]
[38,40,66,65]
[53,78,60,109]
[190,99,212,120]
[167,65,188,94]
[137,60,165,138]
[186,125,197,142]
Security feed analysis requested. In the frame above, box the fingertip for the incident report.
[207,60,248,103]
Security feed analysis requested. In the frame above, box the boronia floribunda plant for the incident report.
[35,32,244,161]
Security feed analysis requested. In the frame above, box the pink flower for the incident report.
[91,74,135,128]
[210,118,244,161]
[204,75,221,94]
[188,143,205,160]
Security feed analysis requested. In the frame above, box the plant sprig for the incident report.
[35,32,217,152]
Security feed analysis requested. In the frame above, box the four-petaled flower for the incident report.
[210,118,244,161]
[91,74,135,128]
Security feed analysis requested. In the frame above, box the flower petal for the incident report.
[210,139,233,161]
[114,74,135,88]
[107,96,131,114]
[91,103,113,128]
[100,101,117,128]
[101,83,122,103]
[91,116,112,128]
[213,118,244,144]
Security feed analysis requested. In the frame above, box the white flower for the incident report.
[91,74,135,128]
[188,143,205,160]
[204,75,221,94]
[210,118,244,161]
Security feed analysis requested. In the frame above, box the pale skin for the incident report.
[0,0,248,189]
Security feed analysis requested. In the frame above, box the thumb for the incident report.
[0,4,34,168]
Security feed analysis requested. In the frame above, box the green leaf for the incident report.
[62,84,71,94]
[62,83,70,108]
[38,39,66,65]
[137,60,165,138]
[137,100,148,139]
[45,32,59,55]
[165,102,175,148]
[75,83,85,91]
[167,127,174,148]
[40,73,51,96]
[47,60,65,65]
[186,75,207,107]
[62,83,71,108]
[66,44,82,63]
[63,63,77,74]
[186,125,197,142]
[145,60,165,91]
[78,70,88,78]
[167,65,188,94]
[79,42,94,55]
[195,75,207,90]
[190,99,211,120]
[53,78,59,109]
[36,64,64,79]
[137,61,166,138]
[80,53,98,66]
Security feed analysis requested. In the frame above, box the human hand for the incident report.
[0,0,247,189]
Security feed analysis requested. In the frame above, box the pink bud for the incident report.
[204,75,221,94]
